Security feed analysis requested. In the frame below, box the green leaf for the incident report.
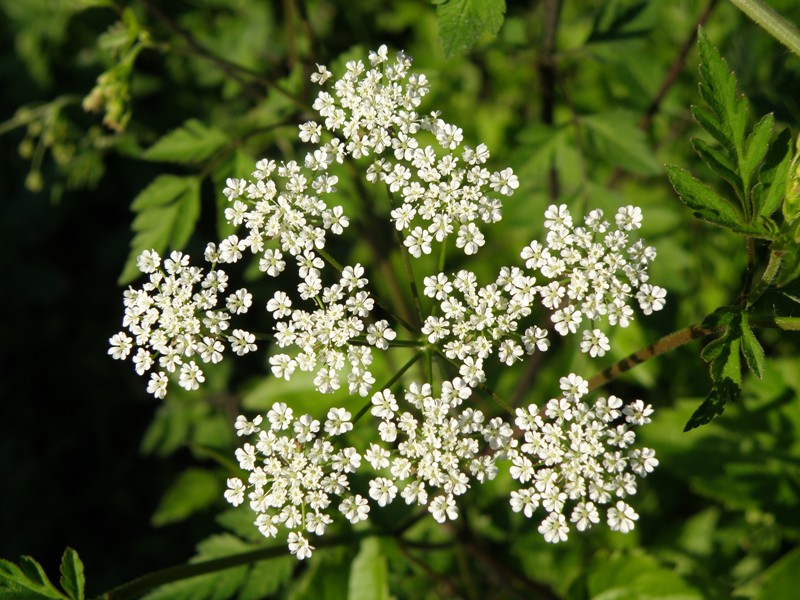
[0,554,69,599]
[691,136,741,197]
[754,546,800,599]
[697,28,748,160]
[289,548,350,600]
[665,165,742,229]
[348,538,389,600]
[742,112,774,196]
[151,468,221,527]
[434,0,506,57]
[118,175,201,284]
[58,549,85,600]
[586,551,703,599]
[143,119,229,164]
[755,127,793,217]
[740,313,765,378]
[581,110,661,175]
[686,320,743,431]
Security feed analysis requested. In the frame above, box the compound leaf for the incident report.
[143,119,229,165]
[1,553,70,600]
[59,548,85,600]
[665,165,741,229]
[119,175,201,284]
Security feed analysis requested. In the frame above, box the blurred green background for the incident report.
[2,0,800,598]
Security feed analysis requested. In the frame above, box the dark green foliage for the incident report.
[0,548,85,600]
[3,1,800,599]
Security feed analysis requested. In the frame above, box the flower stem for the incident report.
[586,322,718,393]
[352,349,426,424]
[728,0,800,57]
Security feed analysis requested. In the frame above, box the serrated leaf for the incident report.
[348,538,389,600]
[697,28,748,159]
[755,127,793,217]
[666,165,742,229]
[434,0,506,57]
[0,555,68,600]
[687,322,742,431]
[58,549,85,600]
[581,110,661,175]
[690,137,742,198]
[740,313,765,378]
[684,379,737,431]
[742,113,774,195]
[143,119,229,164]
[151,468,221,527]
[118,175,201,284]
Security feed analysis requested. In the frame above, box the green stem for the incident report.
[352,349,426,424]
[397,228,424,327]
[315,245,345,274]
[96,530,374,600]
[729,0,800,57]
[747,249,784,305]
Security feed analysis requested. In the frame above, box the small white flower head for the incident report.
[607,501,638,533]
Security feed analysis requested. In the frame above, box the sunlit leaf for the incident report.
[143,119,229,165]
[118,175,201,284]
[433,0,506,57]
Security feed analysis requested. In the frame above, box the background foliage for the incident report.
[2,0,800,598]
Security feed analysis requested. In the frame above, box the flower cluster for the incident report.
[225,405,365,560]
[363,378,506,524]
[216,158,349,272]
[111,44,666,557]
[523,203,666,339]
[108,250,257,398]
[306,44,518,256]
[507,374,658,541]
[420,203,666,384]
[267,262,396,396]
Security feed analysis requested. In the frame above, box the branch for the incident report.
[587,322,718,393]
[139,0,303,107]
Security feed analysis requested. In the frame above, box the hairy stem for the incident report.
[729,0,800,57]
[587,322,718,393]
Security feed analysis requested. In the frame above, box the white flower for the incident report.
[538,513,569,543]
[636,284,667,315]
[607,501,638,533]
[224,478,245,506]
[324,407,353,435]
[108,332,133,360]
[570,501,599,531]
[340,495,370,523]
[404,226,433,257]
[369,477,398,507]
[287,532,314,560]
[580,329,611,357]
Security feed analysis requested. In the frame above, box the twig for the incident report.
[139,0,302,107]
[587,322,718,393]
[538,0,563,201]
